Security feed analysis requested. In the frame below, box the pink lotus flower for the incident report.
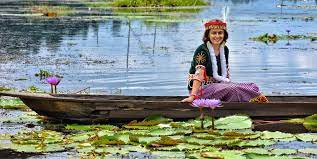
[45,76,61,86]
[192,99,222,109]
[192,99,222,130]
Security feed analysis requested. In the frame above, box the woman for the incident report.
[182,19,268,103]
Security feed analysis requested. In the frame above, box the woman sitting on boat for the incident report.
[181,19,268,103]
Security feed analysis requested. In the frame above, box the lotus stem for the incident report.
[51,85,57,94]
[199,107,204,129]
[54,85,57,94]
[50,85,54,93]
[211,108,215,130]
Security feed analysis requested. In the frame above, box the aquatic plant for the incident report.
[3,114,317,158]
[26,85,41,93]
[192,99,222,129]
[9,130,65,153]
[298,148,317,155]
[150,136,180,146]
[0,86,12,92]
[0,111,41,124]
[250,33,317,44]
[284,114,317,132]
[0,98,28,110]
[215,115,252,130]
[295,134,317,142]
[35,69,52,80]
[30,5,74,17]
[303,114,317,132]
[65,124,118,131]
[45,76,61,94]
[111,0,207,7]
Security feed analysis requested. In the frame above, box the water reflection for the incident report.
[0,16,99,55]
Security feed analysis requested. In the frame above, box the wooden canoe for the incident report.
[0,91,317,123]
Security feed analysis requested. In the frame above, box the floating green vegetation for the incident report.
[65,124,119,131]
[303,114,317,132]
[249,33,317,44]
[1,115,317,158]
[25,85,43,93]
[9,130,65,153]
[0,111,41,124]
[0,86,12,92]
[35,69,63,80]
[285,114,317,132]
[0,98,28,110]
[30,5,74,16]
[35,69,52,79]
[88,0,208,8]
[111,6,204,14]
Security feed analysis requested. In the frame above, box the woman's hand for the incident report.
[181,96,195,103]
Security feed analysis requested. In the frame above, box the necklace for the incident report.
[206,42,230,82]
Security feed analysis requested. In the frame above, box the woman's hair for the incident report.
[202,29,228,44]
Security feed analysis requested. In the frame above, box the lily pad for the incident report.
[65,124,118,131]
[0,134,12,140]
[215,115,252,130]
[270,149,297,155]
[150,136,180,146]
[201,150,246,159]
[97,130,115,137]
[260,131,294,140]
[296,134,317,142]
[67,132,96,142]
[191,133,217,140]
[76,145,95,153]
[120,130,149,136]
[130,136,161,144]
[0,111,41,123]
[94,145,149,154]
[11,130,64,145]
[0,98,28,110]
[92,135,126,146]
[284,118,305,124]
[303,114,317,132]
[243,148,270,155]
[154,143,204,151]
[143,115,173,123]
[10,143,65,153]
[184,137,240,146]
[298,148,317,155]
[123,125,160,130]
[245,154,308,159]
[151,151,186,158]
[236,139,275,147]
[168,135,185,140]
[222,131,261,139]
[0,87,12,91]
[147,128,178,136]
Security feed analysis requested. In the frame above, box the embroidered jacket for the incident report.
[188,43,229,90]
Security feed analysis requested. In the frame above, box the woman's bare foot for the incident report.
[181,96,195,103]
[250,94,269,103]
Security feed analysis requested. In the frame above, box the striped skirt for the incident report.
[199,82,265,102]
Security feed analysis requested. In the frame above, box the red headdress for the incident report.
[204,19,227,30]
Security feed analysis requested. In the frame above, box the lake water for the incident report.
[0,0,317,97]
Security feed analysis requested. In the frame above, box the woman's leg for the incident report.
[202,82,268,102]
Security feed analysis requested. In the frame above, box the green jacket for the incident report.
[188,43,229,89]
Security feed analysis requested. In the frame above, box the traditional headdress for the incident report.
[204,19,227,30]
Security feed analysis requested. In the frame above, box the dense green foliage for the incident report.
[110,0,207,7]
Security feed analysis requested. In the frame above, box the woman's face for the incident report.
[208,28,224,45]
